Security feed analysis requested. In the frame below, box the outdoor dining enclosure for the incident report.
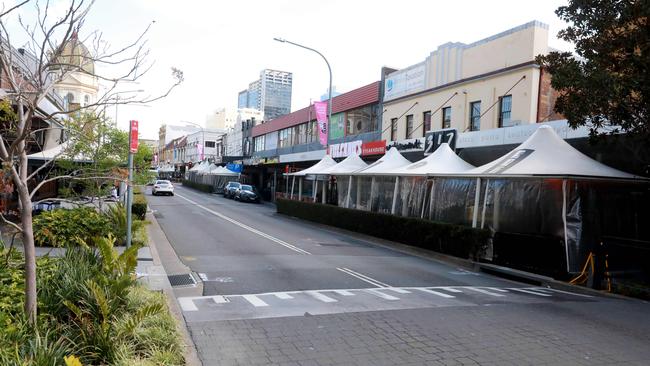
[285,126,650,278]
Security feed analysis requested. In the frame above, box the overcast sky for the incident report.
[6,0,572,139]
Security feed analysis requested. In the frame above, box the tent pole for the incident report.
[471,177,481,228]
[391,176,400,215]
[356,177,362,209]
[285,174,289,197]
[369,176,376,211]
[312,179,317,202]
[420,179,429,219]
[290,176,295,200]
[427,178,436,220]
[298,177,303,201]
[480,179,490,229]
[346,176,352,208]
[322,178,326,204]
[562,179,570,273]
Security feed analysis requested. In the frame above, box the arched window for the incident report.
[66,92,74,103]
[84,95,90,106]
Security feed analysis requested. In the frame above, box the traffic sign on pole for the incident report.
[129,120,139,153]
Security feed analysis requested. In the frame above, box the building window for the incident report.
[254,136,265,152]
[422,111,431,136]
[469,101,481,131]
[204,141,216,148]
[390,118,398,141]
[498,95,512,127]
[405,114,414,138]
[84,95,90,106]
[442,107,451,129]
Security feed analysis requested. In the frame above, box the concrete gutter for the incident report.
[143,211,203,366]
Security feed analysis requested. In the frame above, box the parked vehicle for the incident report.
[223,181,241,199]
[234,185,261,203]
[152,180,174,196]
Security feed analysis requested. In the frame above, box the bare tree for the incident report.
[0,0,183,323]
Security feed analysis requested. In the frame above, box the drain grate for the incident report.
[167,273,196,287]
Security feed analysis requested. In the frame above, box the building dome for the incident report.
[53,33,94,74]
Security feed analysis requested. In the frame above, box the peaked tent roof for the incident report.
[211,166,239,176]
[287,155,338,176]
[321,154,368,175]
[390,143,474,176]
[463,125,641,179]
[352,147,411,175]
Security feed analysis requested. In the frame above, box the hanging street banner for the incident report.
[314,101,328,146]
[129,120,139,153]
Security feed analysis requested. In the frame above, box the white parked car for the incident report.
[152,180,174,196]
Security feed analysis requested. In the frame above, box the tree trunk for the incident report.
[19,186,37,323]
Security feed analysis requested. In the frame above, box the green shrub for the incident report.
[132,194,148,220]
[33,207,111,247]
[181,179,213,193]
[276,199,490,260]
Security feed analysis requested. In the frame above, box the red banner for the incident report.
[361,140,386,156]
[129,120,139,153]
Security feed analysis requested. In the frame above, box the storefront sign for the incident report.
[361,140,386,156]
[226,163,243,172]
[279,150,326,163]
[386,137,424,153]
[384,62,426,101]
[262,158,279,165]
[424,129,457,155]
[329,140,362,158]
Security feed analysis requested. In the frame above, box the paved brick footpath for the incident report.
[188,300,650,366]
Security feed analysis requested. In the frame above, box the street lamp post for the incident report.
[273,38,332,133]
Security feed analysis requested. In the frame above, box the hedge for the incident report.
[276,199,490,260]
[181,179,214,193]
[132,193,148,220]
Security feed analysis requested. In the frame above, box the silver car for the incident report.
[152,180,174,196]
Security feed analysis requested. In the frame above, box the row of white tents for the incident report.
[185,161,240,192]
[285,126,649,274]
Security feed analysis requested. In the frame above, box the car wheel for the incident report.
[170,193,174,196]
[152,191,157,196]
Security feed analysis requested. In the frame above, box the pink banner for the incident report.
[314,101,328,146]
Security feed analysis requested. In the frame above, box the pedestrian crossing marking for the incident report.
[417,288,456,299]
[177,286,594,312]
[307,291,337,303]
[243,294,269,307]
[366,289,400,300]
[467,287,506,297]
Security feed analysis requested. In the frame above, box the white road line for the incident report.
[439,287,463,293]
[242,294,269,307]
[365,289,400,301]
[210,295,229,304]
[510,288,552,297]
[274,292,293,300]
[486,287,509,292]
[337,267,390,287]
[307,291,337,303]
[417,288,456,299]
[334,290,355,296]
[387,288,411,294]
[546,288,594,298]
[176,193,311,255]
[178,298,198,311]
[467,287,506,297]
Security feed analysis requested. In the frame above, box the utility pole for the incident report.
[126,120,138,248]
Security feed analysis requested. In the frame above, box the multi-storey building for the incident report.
[381,20,561,144]
[238,69,292,121]
[205,108,263,130]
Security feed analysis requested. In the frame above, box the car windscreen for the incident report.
[241,185,253,191]
[156,181,170,185]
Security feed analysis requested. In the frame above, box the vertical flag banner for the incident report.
[129,120,138,153]
[314,101,328,146]
[197,143,204,161]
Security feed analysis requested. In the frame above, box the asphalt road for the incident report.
[148,185,650,366]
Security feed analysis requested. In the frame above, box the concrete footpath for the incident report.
[138,210,203,366]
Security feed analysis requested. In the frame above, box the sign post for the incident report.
[126,120,138,249]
